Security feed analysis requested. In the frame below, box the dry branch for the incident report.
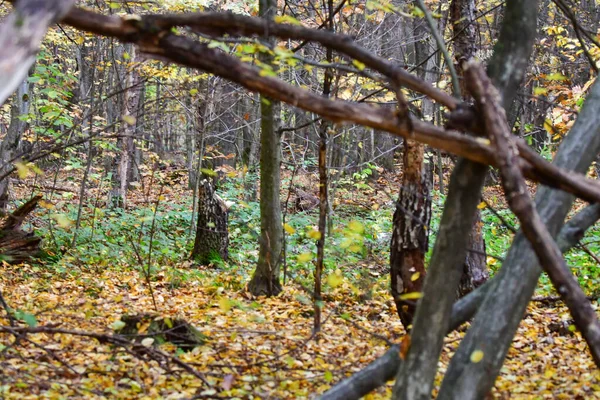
[466,61,600,367]
[1,4,599,206]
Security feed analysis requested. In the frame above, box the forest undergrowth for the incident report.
[1,165,600,399]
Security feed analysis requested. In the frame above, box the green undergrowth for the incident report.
[22,176,600,299]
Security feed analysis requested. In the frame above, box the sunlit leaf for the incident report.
[470,350,484,363]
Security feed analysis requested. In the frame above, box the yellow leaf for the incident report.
[349,244,362,252]
[477,201,487,210]
[470,349,484,363]
[297,253,313,263]
[274,15,302,25]
[52,214,73,229]
[348,220,364,234]
[399,292,422,300]
[533,87,548,96]
[122,115,136,125]
[110,320,126,331]
[38,200,54,209]
[284,223,296,235]
[307,229,322,240]
[14,161,31,179]
[327,273,344,288]
[219,297,233,313]
[546,72,568,81]
[410,272,420,282]
[352,59,366,71]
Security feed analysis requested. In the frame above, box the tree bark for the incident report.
[0,75,32,210]
[451,0,489,297]
[191,179,229,265]
[439,49,600,400]
[0,0,73,106]
[248,0,283,296]
[389,4,435,329]
[393,1,538,399]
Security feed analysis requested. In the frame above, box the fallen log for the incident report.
[0,195,42,264]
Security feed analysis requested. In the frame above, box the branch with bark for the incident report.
[318,198,600,400]
[466,61,600,366]
[1,3,600,206]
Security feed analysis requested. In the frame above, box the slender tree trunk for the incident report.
[314,0,333,333]
[248,0,283,296]
[450,0,490,297]
[0,73,32,211]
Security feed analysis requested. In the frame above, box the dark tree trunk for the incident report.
[390,139,432,328]
[191,179,229,265]
[389,2,435,329]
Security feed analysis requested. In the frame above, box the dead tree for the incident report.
[191,179,228,265]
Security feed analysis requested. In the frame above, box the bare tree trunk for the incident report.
[314,0,333,333]
[110,44,141,208]
[389,4,435,329]
[393,0,537,398]
[0,74,32,210]
[450,0,490,297]
[248,0,283,296]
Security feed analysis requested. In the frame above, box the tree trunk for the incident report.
[390,139,432,328]
[191,179,229,265]
[451,0,490,296]
[248,0,283,296]
[0,73,32,210]
[389,3,435,329]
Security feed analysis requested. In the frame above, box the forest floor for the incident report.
[1,166,599,399]
[1,264,598,399]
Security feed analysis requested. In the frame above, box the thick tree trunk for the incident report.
[248,0,283,296]
[390,139,432,328]
[191,179,229,265]
[389,3,435,329]
[393,1,537,398]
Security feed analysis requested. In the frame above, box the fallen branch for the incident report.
[0,324,211,385]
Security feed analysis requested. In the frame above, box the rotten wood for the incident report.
[0,194,42,264]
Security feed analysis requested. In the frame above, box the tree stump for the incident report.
[0,195,42,264]
[191,179,228,265]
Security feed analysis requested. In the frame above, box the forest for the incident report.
[1,0,600,398]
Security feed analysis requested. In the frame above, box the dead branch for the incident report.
[466,61,600,367]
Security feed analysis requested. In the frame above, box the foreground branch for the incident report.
[320,201,600,400]
[467,61,600,366]
[1,4,599,205]
[0,0,73,105]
